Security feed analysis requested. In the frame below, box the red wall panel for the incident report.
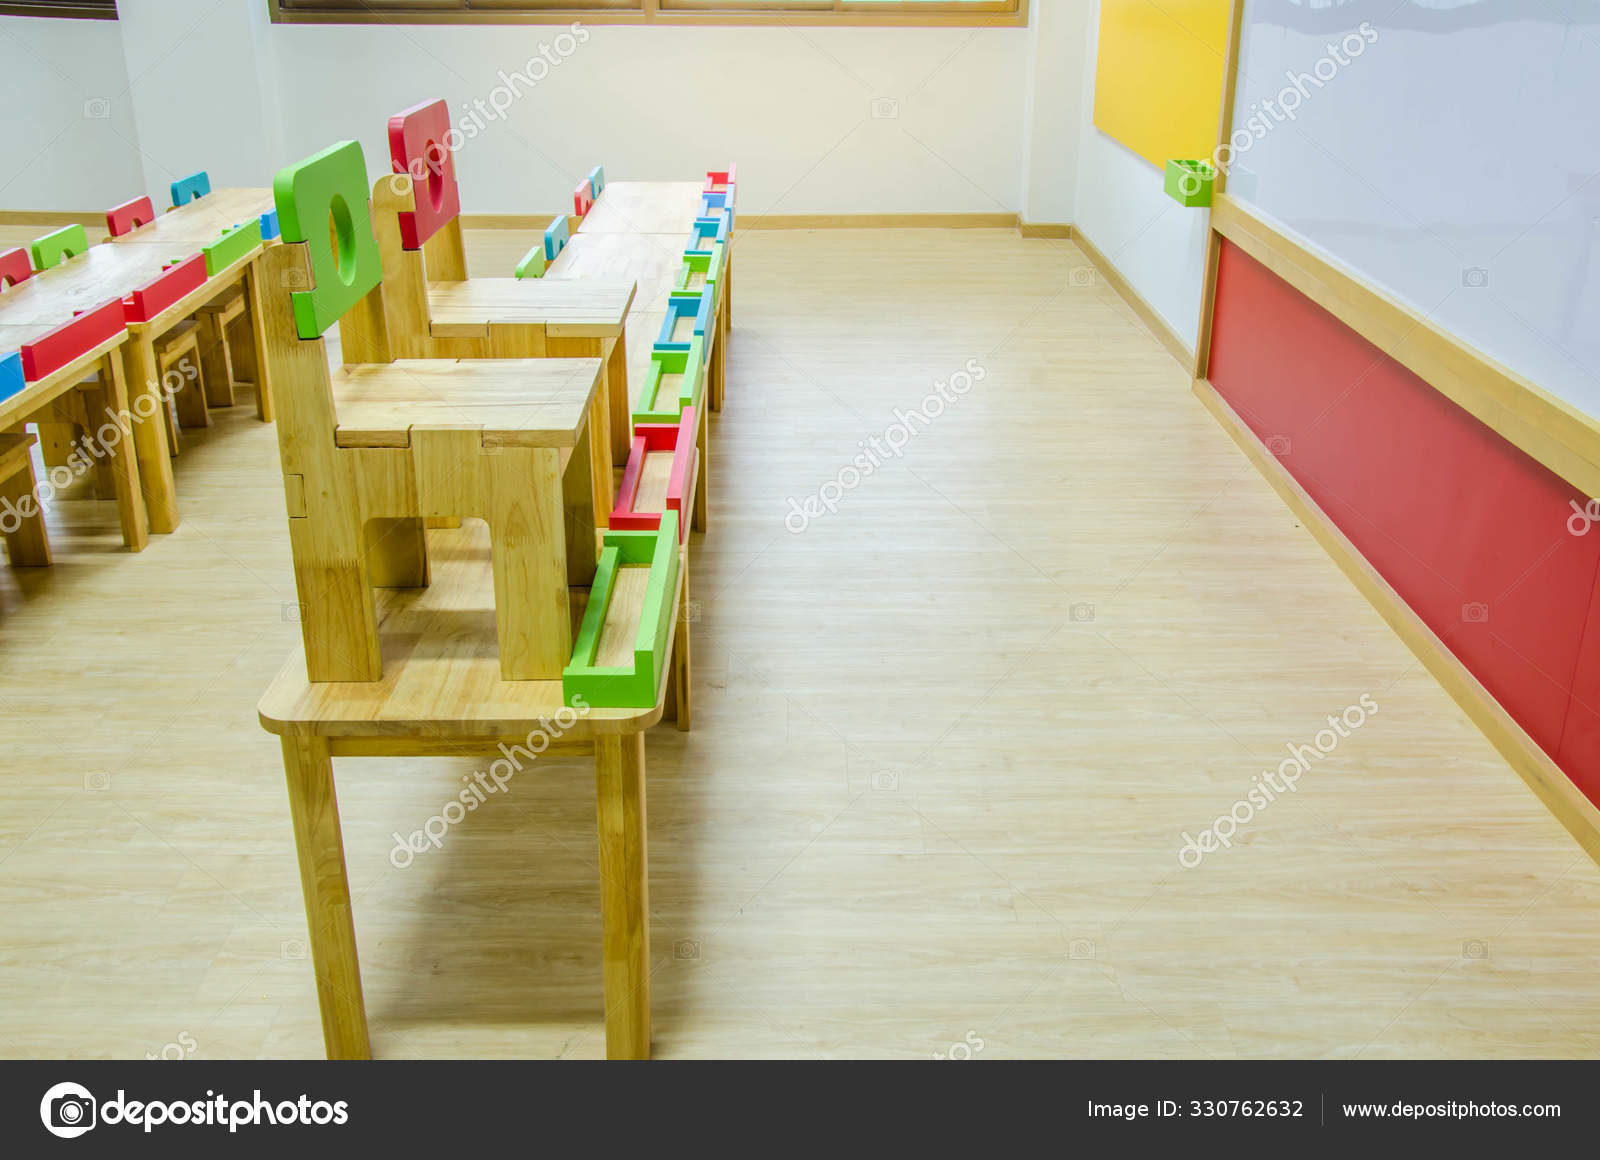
[1559,579,1600,803]
[1208,240,1600,802]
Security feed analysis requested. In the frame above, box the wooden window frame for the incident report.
[0,1,117,18]
[268,1,1028,29]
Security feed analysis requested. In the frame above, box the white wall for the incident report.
[0,14,145,212]
[1072,0,1209,351]
[115,0,283,208]
[1021,0,1088,225]
[269,19,1031,216]
[13,2,1040,218]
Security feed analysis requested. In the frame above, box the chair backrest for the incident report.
[30,224,89,271]
[386,98,461,251]
[272,139,383,339]
[106,195,155,237]
[0,247,32,289]
[544,214,569,262]
[170,171,211,208]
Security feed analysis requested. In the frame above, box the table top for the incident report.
[427,276,635,337]
[331,357,603,448]
[113,188,274,252]
[548,232,689,316]
[0,187,273,350]
[577,181,708,236]
[259,521,673,739]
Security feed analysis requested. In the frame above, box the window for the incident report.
[269,1,1026,27]
[0,1,116,17]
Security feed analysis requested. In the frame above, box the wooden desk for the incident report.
[576,182,706,237]
[0,324,144,550]
[116,187,274,250]
[0,188,275,534]
[259,521,683,1060]
[547,233,686,316]
[556,180,735,410]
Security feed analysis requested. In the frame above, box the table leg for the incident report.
[281,733,371,1061]
[607,327,631,464]
[121,334,179,534]
[243,262,275,423]
[594,731,650,1060]
[99,351,148,552]
[693,405,709,534]
[673,562,691,732]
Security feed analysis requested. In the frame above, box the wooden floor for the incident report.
[2,227,1598,1060]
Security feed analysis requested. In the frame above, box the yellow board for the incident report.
[1092,0,1231,169]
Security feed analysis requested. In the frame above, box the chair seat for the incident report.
[0,430,37,473]
[197,283,246,321]
[154,319,201,355]
[424,277,634,339]
[330,357,605,449]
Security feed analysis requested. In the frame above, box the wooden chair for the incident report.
[30,224,88,272]
[370,99,635,466]
[195,285,242,405]
[264,138,615,683]
[26,375,117,501]
[0,432,50,567]
[152,320,209,452]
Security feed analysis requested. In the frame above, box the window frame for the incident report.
[267,0,1027,29]
[0,1,117,19]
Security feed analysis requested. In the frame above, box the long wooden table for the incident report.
[0,188,275,537]
[550,182,733,412]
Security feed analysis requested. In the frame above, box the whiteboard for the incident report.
[1228,0,1600,421]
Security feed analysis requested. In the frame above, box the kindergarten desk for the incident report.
[259,521,684,1060]
[0,188,274,535]
[0,321,144,550]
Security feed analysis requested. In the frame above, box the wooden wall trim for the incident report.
[1073,227,1195,371]
[0,210,104,228]
[1194,375,1600,867]
[1209,194,1600,500]
[1191,0,1247,380]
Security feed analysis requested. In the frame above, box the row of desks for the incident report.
[0,188,276,549]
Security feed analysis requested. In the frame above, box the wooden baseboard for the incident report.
[0,210,103,228]
[739,212,1019,230]
[1194,375,1600,867]
[1019,222,1072,239]
[459,214,556,230]
[1072,226,1195,371]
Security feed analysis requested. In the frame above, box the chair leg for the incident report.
[489,448,572,680]
[32,421,77,473]
[75,382,118,500]
[364,517,429,588]
[0,462,51,566]
[169,351,211,430]
[199,313,236,407]
[289,521,382,683]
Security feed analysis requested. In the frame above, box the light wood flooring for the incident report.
[1,226,1596,1059]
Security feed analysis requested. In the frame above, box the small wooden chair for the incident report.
[0,432,50,567]
[265,138,614,683]
[153,320,209,453]
[26,375,117,501]
[194,283,266,416]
